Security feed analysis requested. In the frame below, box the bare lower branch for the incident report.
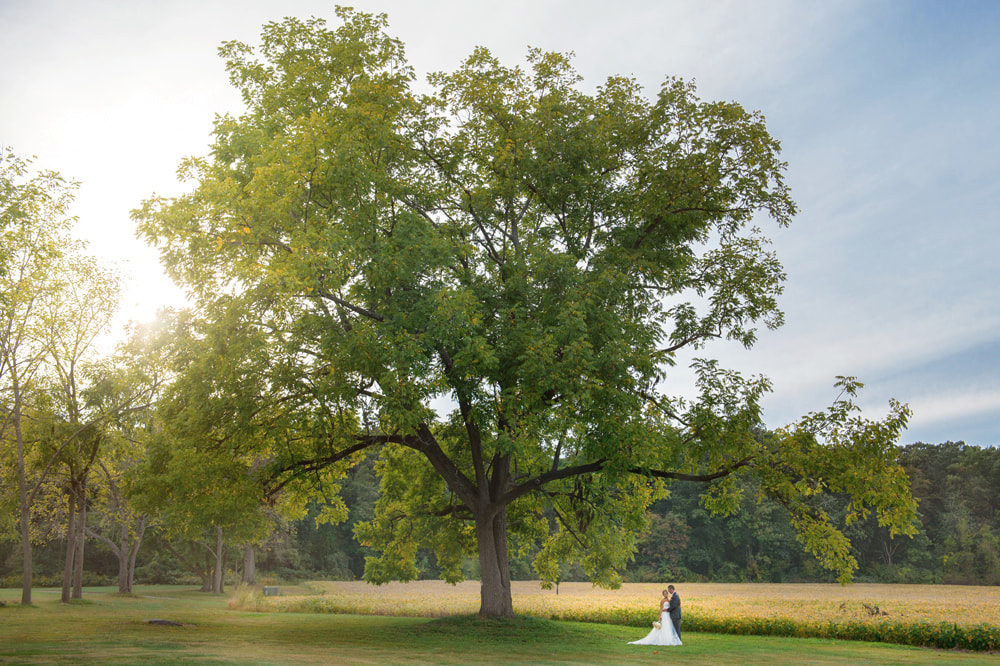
[265,437,385,495]
[504,455,753,505]
[315,288,385,322]
[630,456,753,482]
[503,459,607,505]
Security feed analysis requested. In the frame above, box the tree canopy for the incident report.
[134,9,916,617]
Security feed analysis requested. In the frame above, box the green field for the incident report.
[2,585,998,665]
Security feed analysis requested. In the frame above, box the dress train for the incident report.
[627,611,682,646]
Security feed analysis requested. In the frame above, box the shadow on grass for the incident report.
[412,613,608,649]
[424,614,575,635]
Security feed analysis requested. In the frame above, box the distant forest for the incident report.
[3,440,998,588]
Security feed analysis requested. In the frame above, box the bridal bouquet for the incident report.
[653,621,662,629]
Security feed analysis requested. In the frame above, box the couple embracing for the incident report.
[628,585,682,647]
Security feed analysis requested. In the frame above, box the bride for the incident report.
[628,589,682,646]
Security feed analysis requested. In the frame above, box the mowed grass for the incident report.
[0,583,997,665]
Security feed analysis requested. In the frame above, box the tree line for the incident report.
[631,441,1000,585]
[3,439,997,589]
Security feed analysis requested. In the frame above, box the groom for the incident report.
[666,585,681,639]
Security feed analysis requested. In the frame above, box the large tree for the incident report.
[134,10,916,617]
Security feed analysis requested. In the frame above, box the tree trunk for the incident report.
[14,382,32,606]
[61,487,77,602]
[200,548,213,591]
[18,481,32,605]
[125,516,147,594]
[72,478,86,599]
[116,514,129,593]
[84,513,147,595]
[241,544,256,586]
[881,537,898,567]
[212,526,225,594]
[474,508,514,618]
[199,569,213,593]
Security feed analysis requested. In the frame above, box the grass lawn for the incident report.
[1,585,998,665]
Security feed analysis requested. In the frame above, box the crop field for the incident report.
[251,580,1000,626]
[241,580,1000,652]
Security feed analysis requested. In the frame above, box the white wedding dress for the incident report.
[628,611,682,646]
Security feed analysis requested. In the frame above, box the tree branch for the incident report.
[630,456,753,482]
[503,455,754,506]
[84,525,122,559]
[402,423,480,510]
[503,459,607,505]
[265,438,382,496]
[315,288,385,322]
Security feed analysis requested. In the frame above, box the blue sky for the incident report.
[1,0,998,445]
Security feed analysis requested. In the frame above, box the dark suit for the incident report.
[666,591,681,638]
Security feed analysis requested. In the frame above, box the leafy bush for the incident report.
[0,572,114,589]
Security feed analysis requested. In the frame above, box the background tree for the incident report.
[2,440,995,588]
[124,309,318,593]
[86,457,148,594]
[293,458,378,580]
[81,337,169,595]
[83,315,178,594]
[630,511,690,581]
[38,253,121,601]
[134,10,917,617]
[129,410,285,594]
[0,147,78,604]
[901,442,1000,584]
[0,148,141,603]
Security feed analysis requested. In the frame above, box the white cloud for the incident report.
[907,388,1000,432]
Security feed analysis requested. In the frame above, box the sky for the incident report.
[1,0,998,446]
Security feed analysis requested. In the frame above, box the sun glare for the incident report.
[113,250,188,337]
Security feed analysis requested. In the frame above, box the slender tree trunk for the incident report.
[241,544,256,586]
[61,487,77,602]
[474,508,514,618]
[92,461,147,595]
[200,549,213,592]
[126,516,147,593]
[199,565,213,593]
[212,526,225,594]
[72,478,86,599]
[117,513,129,593]
[14,382,32,606]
